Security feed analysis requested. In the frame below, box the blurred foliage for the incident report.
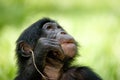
[0,0,120,80]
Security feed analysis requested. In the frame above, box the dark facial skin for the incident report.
[41,22,77,59]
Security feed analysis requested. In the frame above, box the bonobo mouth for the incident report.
[47,39,76,62]
[61,40,76,50]
[59,39,75,44]
[60,39,76,58]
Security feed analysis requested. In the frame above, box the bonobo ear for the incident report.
[17,41,33,57]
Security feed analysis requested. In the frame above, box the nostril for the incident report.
[61,31,66,35]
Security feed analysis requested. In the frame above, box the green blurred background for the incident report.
[0,0,120,80]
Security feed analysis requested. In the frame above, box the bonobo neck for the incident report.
[43,57,64,80]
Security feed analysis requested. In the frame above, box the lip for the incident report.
[62,42,75,47]
[61,41,76,48]
[60,39,75,44]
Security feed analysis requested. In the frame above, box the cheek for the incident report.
[61,43,76,58]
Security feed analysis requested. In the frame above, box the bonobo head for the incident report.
[16,18,77,61]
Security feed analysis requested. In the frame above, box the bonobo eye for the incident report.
[42,22,57,30]
[46,25,53,30]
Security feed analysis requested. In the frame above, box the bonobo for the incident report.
[15,18,102,80]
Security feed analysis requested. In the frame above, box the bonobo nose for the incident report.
[60,31,67,35]
[56,30,74,43]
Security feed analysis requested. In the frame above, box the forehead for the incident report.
[42,22,60,28]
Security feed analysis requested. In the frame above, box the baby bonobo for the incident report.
[15,18,102,80]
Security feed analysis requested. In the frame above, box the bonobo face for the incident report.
[42,22,77,58]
